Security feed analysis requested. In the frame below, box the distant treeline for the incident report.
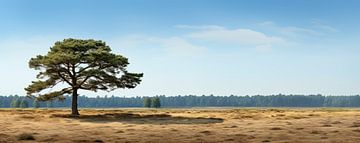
[1,94,360,108]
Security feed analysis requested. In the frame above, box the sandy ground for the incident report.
[1,108,360,143]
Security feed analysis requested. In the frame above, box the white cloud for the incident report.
[190,28,284,44]
[115,25,288,54]
[174,25,225,30]
[258,20,338,38]
[255,44,272,52]
[258,21,321,37]
[311,20,338,32]
[280,26,321,37]
[183,25,285,50]
[149,37,206,56]
[112,35,206,57]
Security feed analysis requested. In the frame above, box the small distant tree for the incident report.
[11,98,21,108]
[143,97,152,108]
[152,97,161,108]
[46,101,53,108]
[20,100,29,108]
[33,99,40,108]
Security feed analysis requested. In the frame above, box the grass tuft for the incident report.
[17,133,35,140]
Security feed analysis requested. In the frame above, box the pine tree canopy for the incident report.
[25,38,143,102]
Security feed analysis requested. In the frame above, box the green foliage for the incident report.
[143,97,161,108]
[143,97,152,108]
[11,98,21,108]
[151,97,161,108]
[25,38,143,115]
[25,38,143,101]
[33,99,40,108]
[20,100,29,108]
[5,94,360,108]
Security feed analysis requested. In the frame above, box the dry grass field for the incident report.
[1,108,360,143]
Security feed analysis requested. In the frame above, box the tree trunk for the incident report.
[71,89,80,116]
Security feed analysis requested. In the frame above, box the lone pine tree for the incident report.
[25,38,143,115]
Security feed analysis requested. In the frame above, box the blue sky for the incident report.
[0,0,359,96]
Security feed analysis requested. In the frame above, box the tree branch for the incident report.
[57,71,73,86]
[76,64,95,75]
[77,75,92,87]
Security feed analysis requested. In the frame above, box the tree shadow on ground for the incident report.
[50,113,224,124]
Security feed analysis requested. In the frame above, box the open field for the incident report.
[2,108,360,143]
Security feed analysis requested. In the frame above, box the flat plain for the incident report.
[1,108,360,143]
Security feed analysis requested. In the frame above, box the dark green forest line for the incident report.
[1,94,360,108]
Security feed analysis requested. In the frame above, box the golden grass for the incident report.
[1,108,360,142]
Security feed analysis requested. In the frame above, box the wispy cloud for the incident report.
[258,20,338,38]
[176,25,286,51]
[188,26,285,45]
[112,35,206,57]
[149,37,207,57]
[116,25,288,54]
[311,19,338,32]
[258,21,321,37]
[174,25,225,30]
